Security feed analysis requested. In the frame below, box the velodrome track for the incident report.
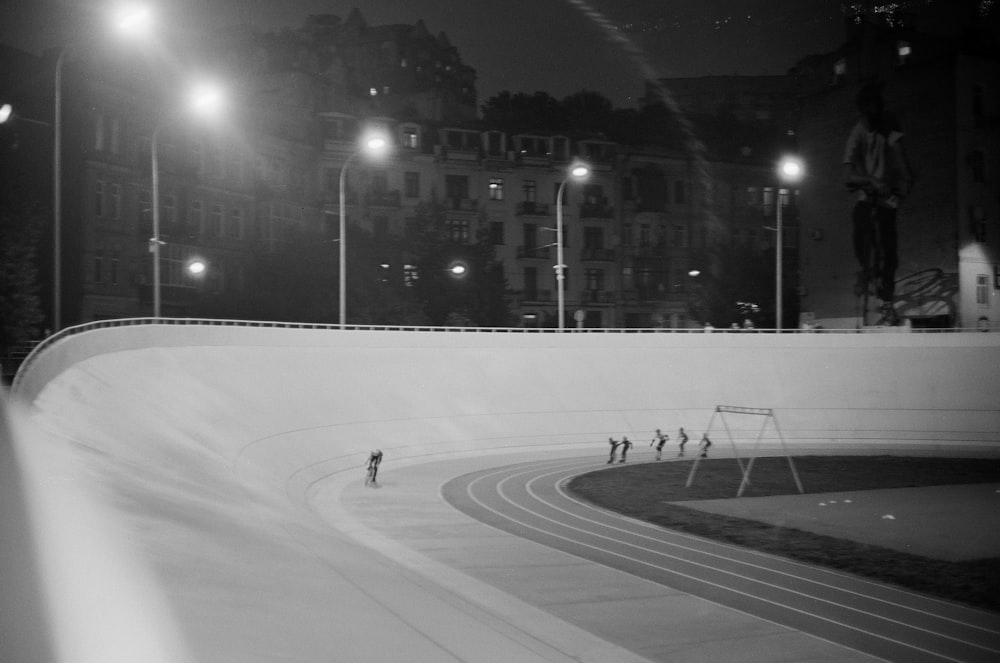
[3,321,1000,662]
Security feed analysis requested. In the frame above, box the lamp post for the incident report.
[338,133,388,327]
[774,156,803,331]
[49,5,154,331]
[150,83,224,317]
[555,162,590,331]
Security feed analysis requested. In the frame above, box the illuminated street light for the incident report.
[447,260,469,278]
[775,155,804,331]
[556,161,590,331]
[186,258,207,276]
[50,5,156,331]
[113,4,153,34]
[339,132,389,327]
[151,82,226,317]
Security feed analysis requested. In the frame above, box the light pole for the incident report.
[774,156,804,331]
[49,5,154,331]
[151,83,224,317]
[555,162,590,331]
[338,133,388,327]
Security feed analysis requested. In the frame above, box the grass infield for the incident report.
[566,455,1000,612]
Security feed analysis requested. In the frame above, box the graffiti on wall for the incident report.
[893,268,959,322]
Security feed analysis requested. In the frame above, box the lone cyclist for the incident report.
[366,449,384,484]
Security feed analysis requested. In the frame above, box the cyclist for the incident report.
[366,449,384,485]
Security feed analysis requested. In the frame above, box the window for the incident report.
[447,218,470,243]
[977,274,989,306]
[109,183,121,219]
[189,137,203,174]
[896,40,911,66]
[973,84,986,125]
[523,179,536,203]
[673,225,687,248]
[108,117,121,154]
[191,200,204,235]
[833,58,846,84]
[162,194,176,225]
[674,180,686,204]
[371,169,388,192]
[583,227,604,250]
[585,268,604,291]
[971,150,986,183]
[639,224,651,248]
[488,178,504,200]
[583,184,603,205]
[209,204,223,237]
[524,267,538,298]
[402,127,419,149]
[110,248,119,285]
[94,180,104,216]
[490,221,504,245]
[486,131,504,157]
[138,188,151,225]
[94,114,104,150]
[93,248,104,283]
[227,208,242,239]
[228,149,242,185]
[445,174,469,201]
[404,171,420,198]
[373,216,388,242]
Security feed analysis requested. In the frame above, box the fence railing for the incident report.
[10,316,991,394]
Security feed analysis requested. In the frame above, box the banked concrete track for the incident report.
[3,322,1000,662]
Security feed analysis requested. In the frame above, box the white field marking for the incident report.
[465,463,996,661]
[550,461,1000,633]
[464,467,962,663]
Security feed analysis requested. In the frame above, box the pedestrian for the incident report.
[619,436,632,463]
[651,429,669,460]
[607,437,619,464]
[699,433,712,458]
[677,427,689,456]
[842,81,913,325]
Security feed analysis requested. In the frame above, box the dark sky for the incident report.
[1,0,846,107]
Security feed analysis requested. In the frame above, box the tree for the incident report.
[406,200,513,327]
[0,195,44,354]
[480,90,567,135]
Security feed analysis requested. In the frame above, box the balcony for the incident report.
[516,201,550,216]
[517,245,551,259]
[581,247,616,262]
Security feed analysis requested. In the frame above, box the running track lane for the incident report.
[441,457,1000,663]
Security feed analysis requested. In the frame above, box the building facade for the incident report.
[794,1,1000,329]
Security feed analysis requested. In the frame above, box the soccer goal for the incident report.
[685,405,804,497]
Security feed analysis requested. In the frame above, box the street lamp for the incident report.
[49,4,154,331]
[774,155,803,331]
[150,82,225,317]
[556,161,590,331]
[338,132,389,327]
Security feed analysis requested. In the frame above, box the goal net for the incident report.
[685,405,804,497]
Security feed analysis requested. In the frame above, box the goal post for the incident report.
[685,405,804,497]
